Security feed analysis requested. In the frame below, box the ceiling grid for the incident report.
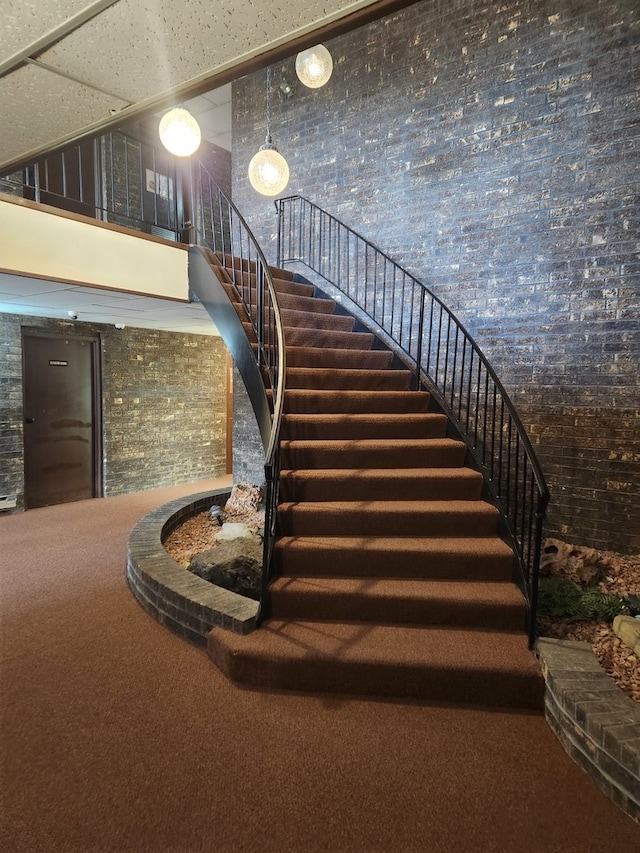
[0,0,405,331]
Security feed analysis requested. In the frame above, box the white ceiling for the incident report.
[0,271,219,336]
[0,0,388,334]
[0,0,385,171]
[184,85,233,154]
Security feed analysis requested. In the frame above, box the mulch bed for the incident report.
[537,542,640,704]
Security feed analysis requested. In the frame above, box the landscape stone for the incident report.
[215,522,253,540]
[613,616,640,657]
[188,535,263,600]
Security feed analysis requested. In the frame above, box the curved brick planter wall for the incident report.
[538,638,640,824]
[127,489,259,645]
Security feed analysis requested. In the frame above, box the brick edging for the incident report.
[537,638,640,823]
[126,489,259,645]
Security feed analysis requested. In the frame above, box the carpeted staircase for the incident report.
[207,255,544,710]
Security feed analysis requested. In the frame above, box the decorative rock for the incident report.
[226,482,262,512]
[223,482,265,530]
[540,538,605,586]
[215,522,253,541]
[613,615,640,657]
[188,535,263,600]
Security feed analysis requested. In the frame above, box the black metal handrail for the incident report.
[190,162,286,621]
[276,195,550,646]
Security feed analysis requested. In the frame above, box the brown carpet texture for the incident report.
[1,481,638,852]
[209,262,544,710]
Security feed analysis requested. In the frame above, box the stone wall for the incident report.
[0,313,228,509]
[231,0,640,554]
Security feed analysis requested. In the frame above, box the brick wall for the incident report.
[232,0,640,554]
[231,364,265,487]
[0,313,228,509]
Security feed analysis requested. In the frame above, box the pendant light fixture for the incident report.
[248,67,290,196]
[295,44,333,89]
[159,107,202,157]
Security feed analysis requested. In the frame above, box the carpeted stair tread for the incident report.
[280,308,355,332]
[283,368,412,391]
[280,389,431,414]
[277,499,500,537]
[231,287,336,314]
[280,437,466,469]
[214,252,295,281]
[285,346,394,369]
[281,327,376,349]
[278,467,483,501]
[281,413,448,440]
[268,576,526,629]
[273,535,515,580]
[247,323,375,350]
[207,621,544,709]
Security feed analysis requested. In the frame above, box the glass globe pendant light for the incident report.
[248,67,290,197]
[295,44,333,89]
[159,107,202,157]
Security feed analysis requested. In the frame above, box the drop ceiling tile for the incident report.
[0,63,129,164]
[1,0,93,63]
[196,103,232,136]
[0,274,70,297]
[212,132,232,151]
[38,0,364,102]
[202,84,232,107]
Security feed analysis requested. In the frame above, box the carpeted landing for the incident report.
[207,254,544,710]
[3,486,639,851]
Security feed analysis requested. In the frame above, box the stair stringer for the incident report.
[188,246,272,454]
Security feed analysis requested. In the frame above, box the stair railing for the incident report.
[276,195,549,646]
[190,161,286,621]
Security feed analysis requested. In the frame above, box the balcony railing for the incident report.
[1,131,185,241]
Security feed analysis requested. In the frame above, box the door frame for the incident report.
[21,329,104,507]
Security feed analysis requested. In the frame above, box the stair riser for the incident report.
[239,288,336,314]
[269,589,525,631]
[283,371,412,391]
[285,347,394,370]
[277,509,499,538]
[278,476,482,502]
[280,311,354,332]
[280,444,466,469]
[284,328,375,349]
[223,269,313,298]
[281,392,431,414]
[265,371,411,392]
[274,548,513,581]
[281,418,447,441]
[208,645,544,710]
[223,278,314,302]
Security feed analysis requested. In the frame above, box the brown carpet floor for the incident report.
[1,480,638,852]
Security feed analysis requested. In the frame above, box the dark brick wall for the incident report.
[232,0,640,554]
[102,324,227,495]
[231,364,265,487]
[0,313,227,510]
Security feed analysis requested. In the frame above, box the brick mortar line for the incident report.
[537,637,640,823]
